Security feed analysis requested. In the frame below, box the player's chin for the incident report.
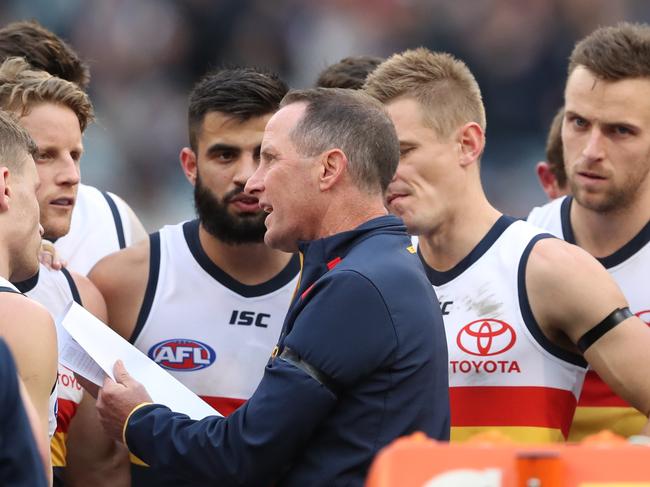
[231,209,265,221]
[42,219,71,241]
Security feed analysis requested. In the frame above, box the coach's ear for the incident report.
[180,148,198,186]
[319,148,348,191]
[0,167,10,213]
[458,122,485,168]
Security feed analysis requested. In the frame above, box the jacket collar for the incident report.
[295,215,405,297]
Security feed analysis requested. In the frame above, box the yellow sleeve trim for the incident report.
[122,402,154,447]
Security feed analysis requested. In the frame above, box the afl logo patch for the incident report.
[148,339,216,371]
[457,318,516,356]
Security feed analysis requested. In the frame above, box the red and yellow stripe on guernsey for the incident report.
[450,386,577,443]
[568,370,646,441]
[50,398,79,467]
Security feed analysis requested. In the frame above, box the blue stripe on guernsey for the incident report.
[101,191,126,249]
[130,232,161,344]
[419,215,516,286]
[517,233,588,368]
[560,196,650,269]
[60,268,82,305]
[183,219,301,298]
[597,219,650,269]
[560,195,574,243]
[13,270,39,293]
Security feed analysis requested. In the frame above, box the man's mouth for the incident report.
[229,195,261,211]
[386,193,407,206]
[50,197,74,207]
[577,171,607,181]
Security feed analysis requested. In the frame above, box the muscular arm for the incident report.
[0,294,57,478]
[527,238,650,434]
[65,272,129,486]
[88,238,150,341]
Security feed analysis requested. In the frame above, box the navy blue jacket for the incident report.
[0,338,47,487]
[125,215,449,487]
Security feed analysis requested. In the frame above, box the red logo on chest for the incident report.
[457,318,516,356]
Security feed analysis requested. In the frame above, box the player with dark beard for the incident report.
[89,68,299,487]
[193,172,266,244]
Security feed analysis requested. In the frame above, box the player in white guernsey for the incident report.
[0,20,148,277]
[365,48,650,442]
[528,23,650,441]
[0,58,130,485]
[55,184,146,275]
[90,68,298,486]
[0,110,58,484]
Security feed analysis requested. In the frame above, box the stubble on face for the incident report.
[564,68,650,214]
[194,170,267,244]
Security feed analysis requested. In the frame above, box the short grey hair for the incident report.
[0,109,37,173]
[281,88,399,193]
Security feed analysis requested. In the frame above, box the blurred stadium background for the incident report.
[4,0,650,231]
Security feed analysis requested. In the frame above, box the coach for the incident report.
[96,88,450,487]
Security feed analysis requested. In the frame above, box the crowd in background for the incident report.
[3,0,650,229]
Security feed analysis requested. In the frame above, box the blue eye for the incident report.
[573,117,587,128]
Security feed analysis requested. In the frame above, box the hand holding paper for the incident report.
[97,360,153,442]
[56,302,220,421]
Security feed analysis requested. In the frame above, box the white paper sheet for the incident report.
[56,302,222,420]
[55,318,107,386]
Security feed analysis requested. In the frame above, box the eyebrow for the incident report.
[205,143,240,157]
[398,140,418,147]
[565,110,640,129]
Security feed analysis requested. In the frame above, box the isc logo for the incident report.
[148,339,216,371]
[229,310,271,328]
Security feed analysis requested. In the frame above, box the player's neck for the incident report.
[198,224,293,286]
[570,194,650,258]
[418,195,501,272]
[0,250,9,282]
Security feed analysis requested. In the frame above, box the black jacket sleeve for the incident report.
[126,359,337,486]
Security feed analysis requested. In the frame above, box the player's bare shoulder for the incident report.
[0,292,57,399]
[0,292,56,346]
[526,237,627,344]
[89,237,151,340]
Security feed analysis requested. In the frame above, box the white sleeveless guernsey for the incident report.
[528,196,650,440]
[54,183,134,275]
[132,220,300,416]
[15,266,83,467]
[0,275,59,440]
[418,216,588,443]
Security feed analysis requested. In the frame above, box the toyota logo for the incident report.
[636,310,650,326]
[457,319,516,356]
